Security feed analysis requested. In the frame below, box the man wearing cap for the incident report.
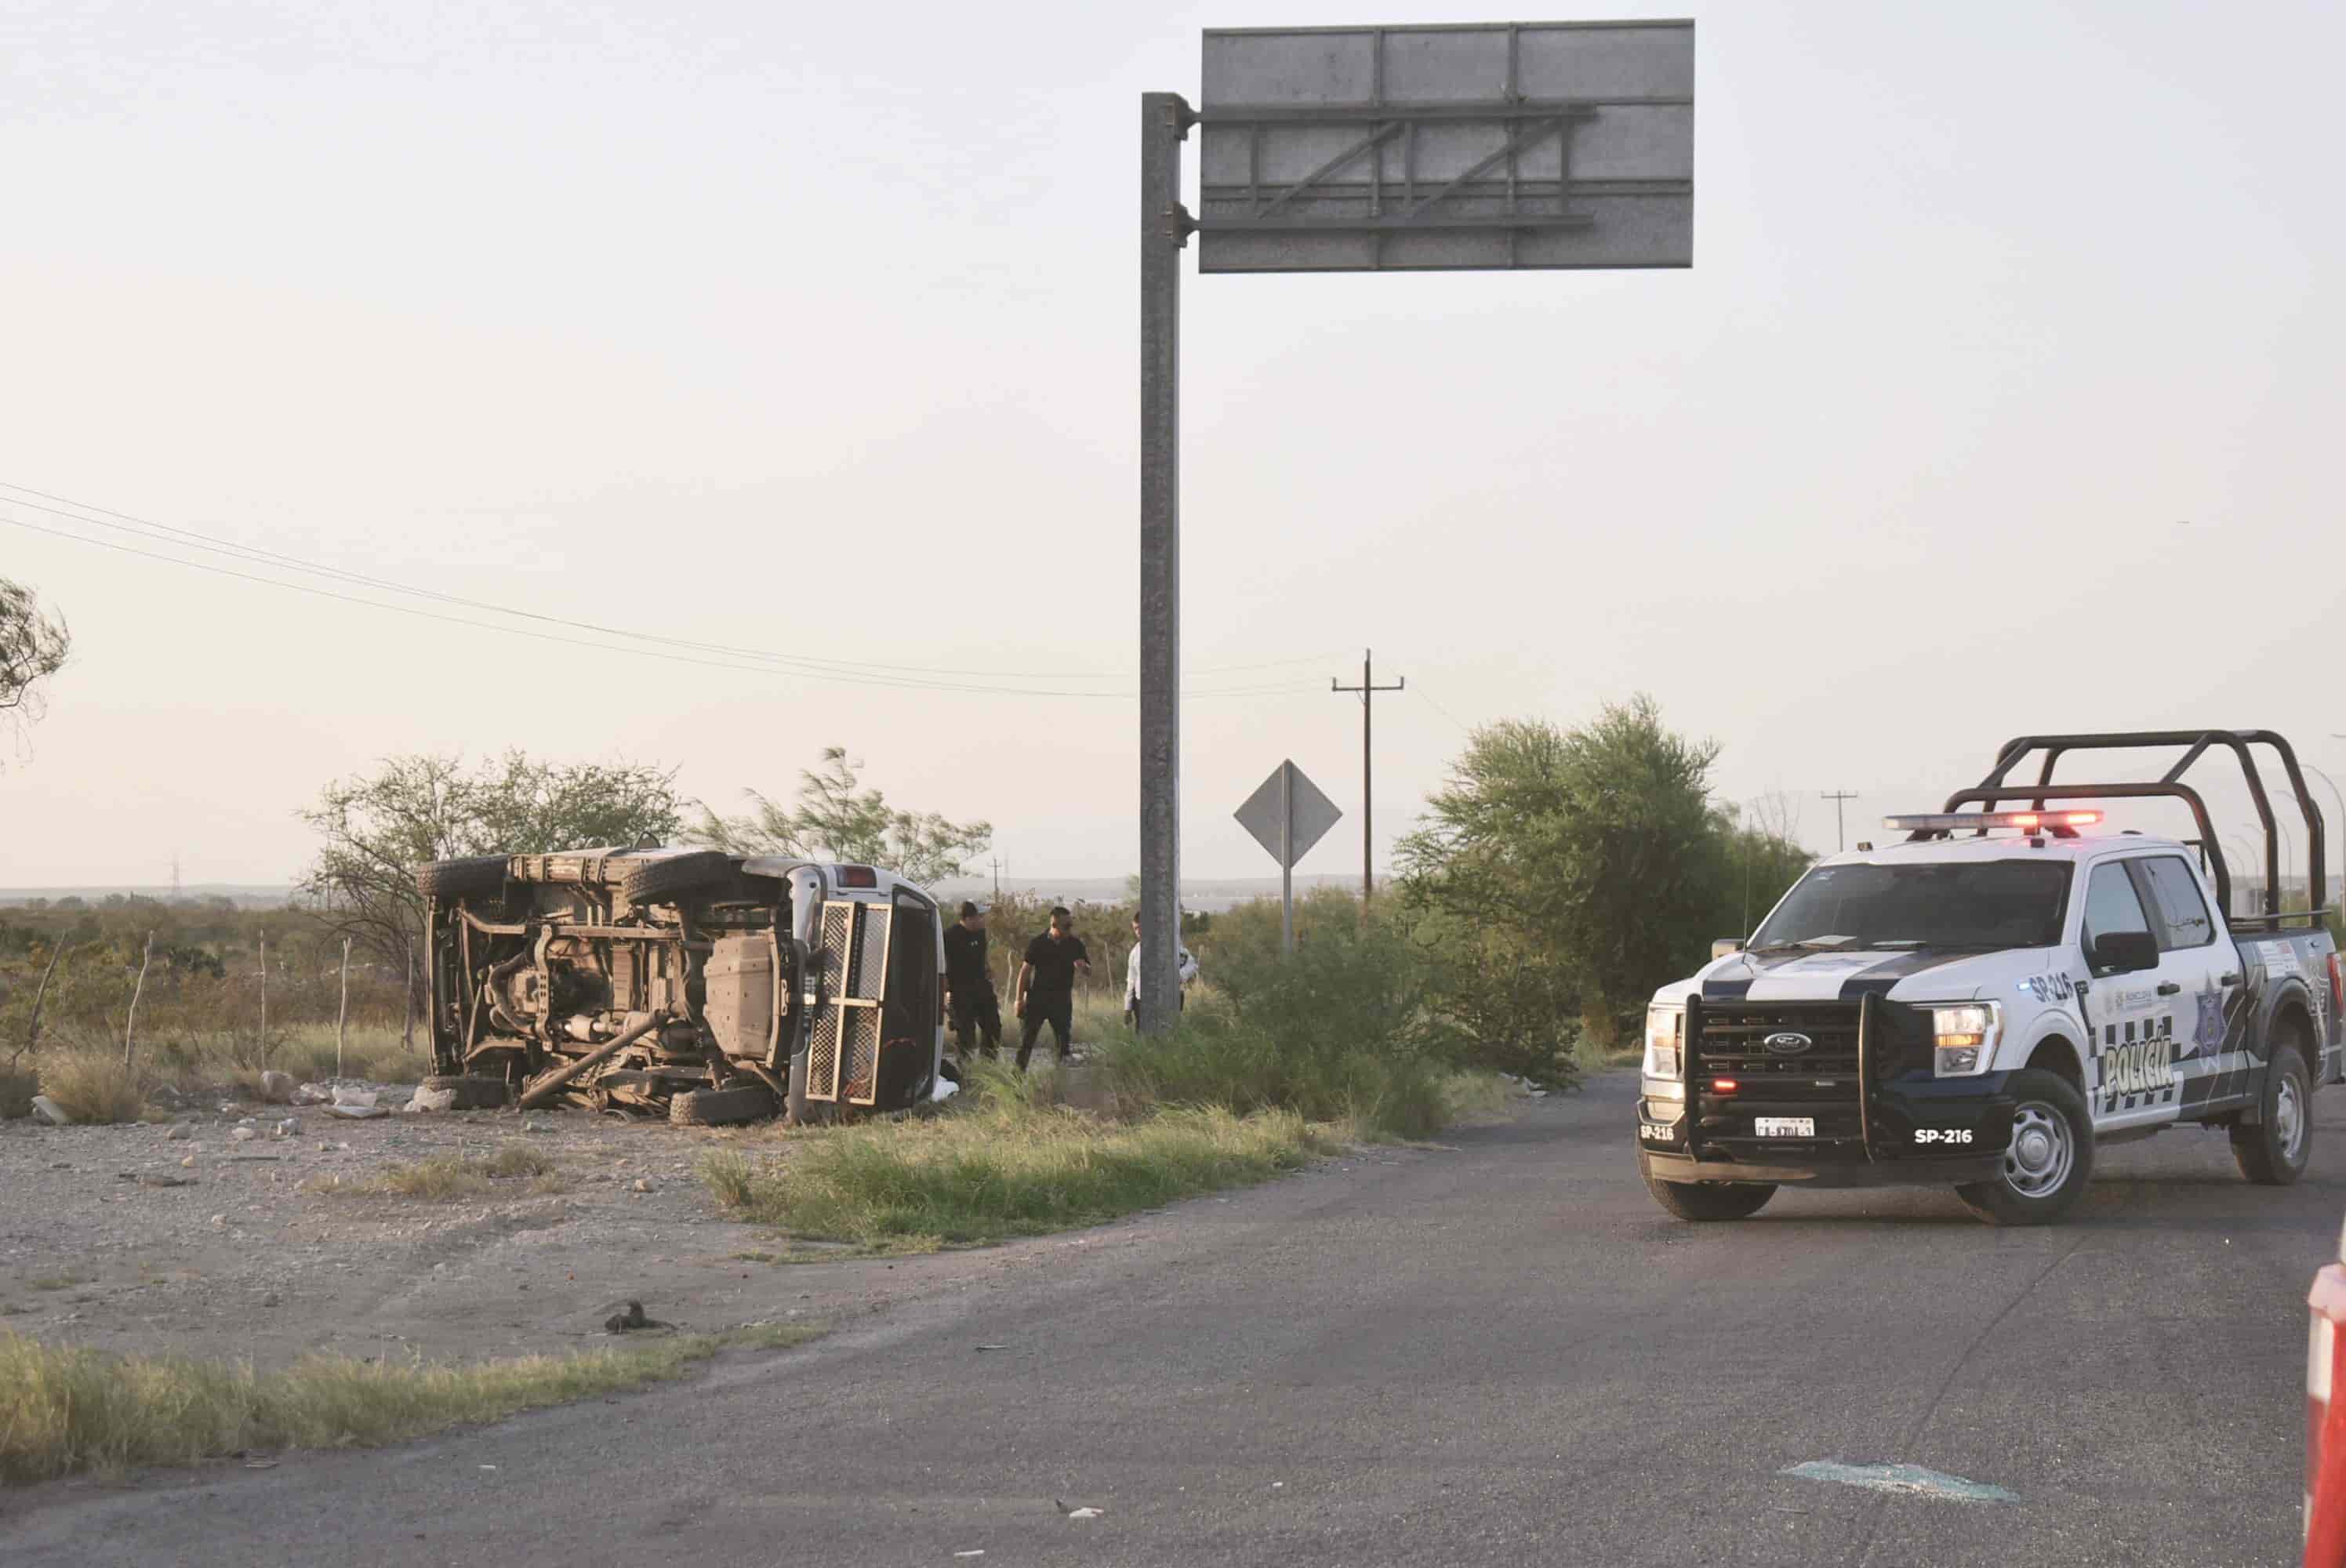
[1014,906,1091,1070]
[943,902,1000,1062]
[1124,914,1199,1033]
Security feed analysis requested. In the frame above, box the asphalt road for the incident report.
[11,1073,2341,1567]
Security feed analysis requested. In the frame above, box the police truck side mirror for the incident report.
[1712,938,1745,960]
[2091,931,2160,975]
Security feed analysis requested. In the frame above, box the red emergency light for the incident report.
[1883,811,2102,833]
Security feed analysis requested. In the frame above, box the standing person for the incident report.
[1014,906,1090,1070]
[1124,914,1198,1032]
[942,902,1000,1062]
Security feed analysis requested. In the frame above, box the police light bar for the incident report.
[1883,811,2103,832]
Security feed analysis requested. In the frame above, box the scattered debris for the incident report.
[405,1083,459,1114]
[604,1301,669,1333]
[931,1076,961,1102]
[974,1344,1009,1352]
[1781,1461,2017,1504]
[1056,1501,1105,1519]
[954,1552,985,1559]
[30,1095,71,1127]
[243,1457,278,1469]
[117,1172,197,1189]
[273,1119,301,1138]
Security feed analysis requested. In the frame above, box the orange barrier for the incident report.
[2306,1264,2346,1566]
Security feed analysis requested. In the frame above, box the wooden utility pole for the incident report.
[336,938,352,1078]
[1820,789,1859,852]
[1332,649,1404,902]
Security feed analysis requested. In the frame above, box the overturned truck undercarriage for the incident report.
[416,848,946,1125]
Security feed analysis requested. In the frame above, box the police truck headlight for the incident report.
[1930,1004,1999,1077]
[1643,1006,1683,1080]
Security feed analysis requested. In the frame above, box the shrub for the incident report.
[34,1050,151,1124]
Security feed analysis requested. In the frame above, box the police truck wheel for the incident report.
[2232,1040,2312,1186]
[1643,1176,1778,1221]
[1956,1069,2093,1225]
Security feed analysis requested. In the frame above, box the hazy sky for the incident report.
[4,0,2341,893]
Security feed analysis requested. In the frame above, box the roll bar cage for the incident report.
[1900,730,2330,929]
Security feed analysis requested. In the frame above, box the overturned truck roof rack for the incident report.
[1901,730,2330,929]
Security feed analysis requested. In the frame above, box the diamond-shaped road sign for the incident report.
[1235,761,1342,871]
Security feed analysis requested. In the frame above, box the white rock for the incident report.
[30,1095,72,1127]
[406,1085,458,1114]
[229,1127,259,1143]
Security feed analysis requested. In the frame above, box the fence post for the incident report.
[16,942,63,1066]
[403,938,416,1052]
[336,937,352,1079]
[123,931,155,1069]
[258,935,269,1062]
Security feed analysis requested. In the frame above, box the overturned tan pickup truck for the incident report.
[413,848,947,1123]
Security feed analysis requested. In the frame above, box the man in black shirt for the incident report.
[1015,906,1091,1070]
[942,902,1000,1061]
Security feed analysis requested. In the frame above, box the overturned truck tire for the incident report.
[415,856,510,901]
[669,1082,778,1127]
[619,851,736,908]
[412,1074,509,1112]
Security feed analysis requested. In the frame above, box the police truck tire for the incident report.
[1643,1176,1778,1221]
[619,851,735,907]
[415,856,509,901]
[1956,1069,2093,1225]
[2232,1041,2311,1186]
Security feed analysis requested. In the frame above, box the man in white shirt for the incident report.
[1124,914,1199,1032]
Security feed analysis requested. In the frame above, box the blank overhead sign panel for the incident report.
[1197,20,1694,273]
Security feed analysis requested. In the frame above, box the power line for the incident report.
[0,480,1343,687]
[0,510,1317,701]
[1411,683,1473,735]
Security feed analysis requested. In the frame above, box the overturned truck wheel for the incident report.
[413,1074,509,1112]
[669,1082,778,1127]
[415,856,509,901]
[619,851,736,907]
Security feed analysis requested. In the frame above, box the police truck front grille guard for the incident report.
[1682,998,1876,1163]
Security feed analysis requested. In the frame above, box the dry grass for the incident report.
[306,1143,562,1201]
[31,1049,155,1125]
[699,1064,1344,1250]
[0,1320,826,1486]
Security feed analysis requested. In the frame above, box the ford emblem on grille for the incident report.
[1762,1031,1814,1055]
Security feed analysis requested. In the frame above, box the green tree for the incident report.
[1397,695,1721,1051]
[298,752,684,968]
[692,747,990,887]
[0,576,71,757]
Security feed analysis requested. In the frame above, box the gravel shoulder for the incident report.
[0,1084,1056,1370]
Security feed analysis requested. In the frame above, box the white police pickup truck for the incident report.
[1637,731,2343,1225]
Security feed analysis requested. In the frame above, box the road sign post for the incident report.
[1236,761,1344,955]
[1138,20,1691,1019]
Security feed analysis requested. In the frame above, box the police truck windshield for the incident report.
[1750,860,2070,952]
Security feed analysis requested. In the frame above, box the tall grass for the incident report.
[699,1062,1339,1247]
[29,1050,154,1125]
[0,1323,824,1486]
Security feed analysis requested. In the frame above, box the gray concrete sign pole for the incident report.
[1138,92,1192,1034]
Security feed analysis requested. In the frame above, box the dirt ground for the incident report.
[0,1081,998,1371]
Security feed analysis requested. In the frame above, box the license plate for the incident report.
[1754,1117,1814,1138]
